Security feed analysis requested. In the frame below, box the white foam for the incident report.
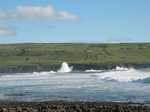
[96,68,150,82]
[85,69,103,72]
[49,71,56,73]
[0,65,150,83]
[115,66,129,71]
[57,62,72,73]
[33,71,56,75]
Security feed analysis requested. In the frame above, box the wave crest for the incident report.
[94,68,150,83]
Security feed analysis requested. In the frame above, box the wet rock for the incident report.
[1,63,150,73]
[0,101,150,112]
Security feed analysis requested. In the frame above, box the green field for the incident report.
[0,43,150,66]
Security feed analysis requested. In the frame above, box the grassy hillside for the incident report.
[0,43,150,66]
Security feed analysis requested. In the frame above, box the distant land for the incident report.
[0,43,150,73]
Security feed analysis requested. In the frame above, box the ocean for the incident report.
[0,63,150,103]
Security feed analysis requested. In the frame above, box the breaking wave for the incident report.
[95,68,150,83]
[1,63,150,84]
[85,69,103,73]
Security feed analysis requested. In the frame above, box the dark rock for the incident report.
[0,101,150,112]
[0,63,150,73]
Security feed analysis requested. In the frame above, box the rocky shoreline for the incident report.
[0,63,150,73]
[0,101,149,112]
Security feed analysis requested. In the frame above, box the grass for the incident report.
[0,43,150,66]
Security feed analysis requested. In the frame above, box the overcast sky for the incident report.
[0,0,150,43]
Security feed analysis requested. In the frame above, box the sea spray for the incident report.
[58,62,73,73]
[115,66,129,71]
[32,62,72,74]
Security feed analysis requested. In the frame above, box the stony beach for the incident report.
[0,101,150,112]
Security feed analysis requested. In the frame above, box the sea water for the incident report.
[0,63,150,103]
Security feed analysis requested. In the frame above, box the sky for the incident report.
[0,0,150,43]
